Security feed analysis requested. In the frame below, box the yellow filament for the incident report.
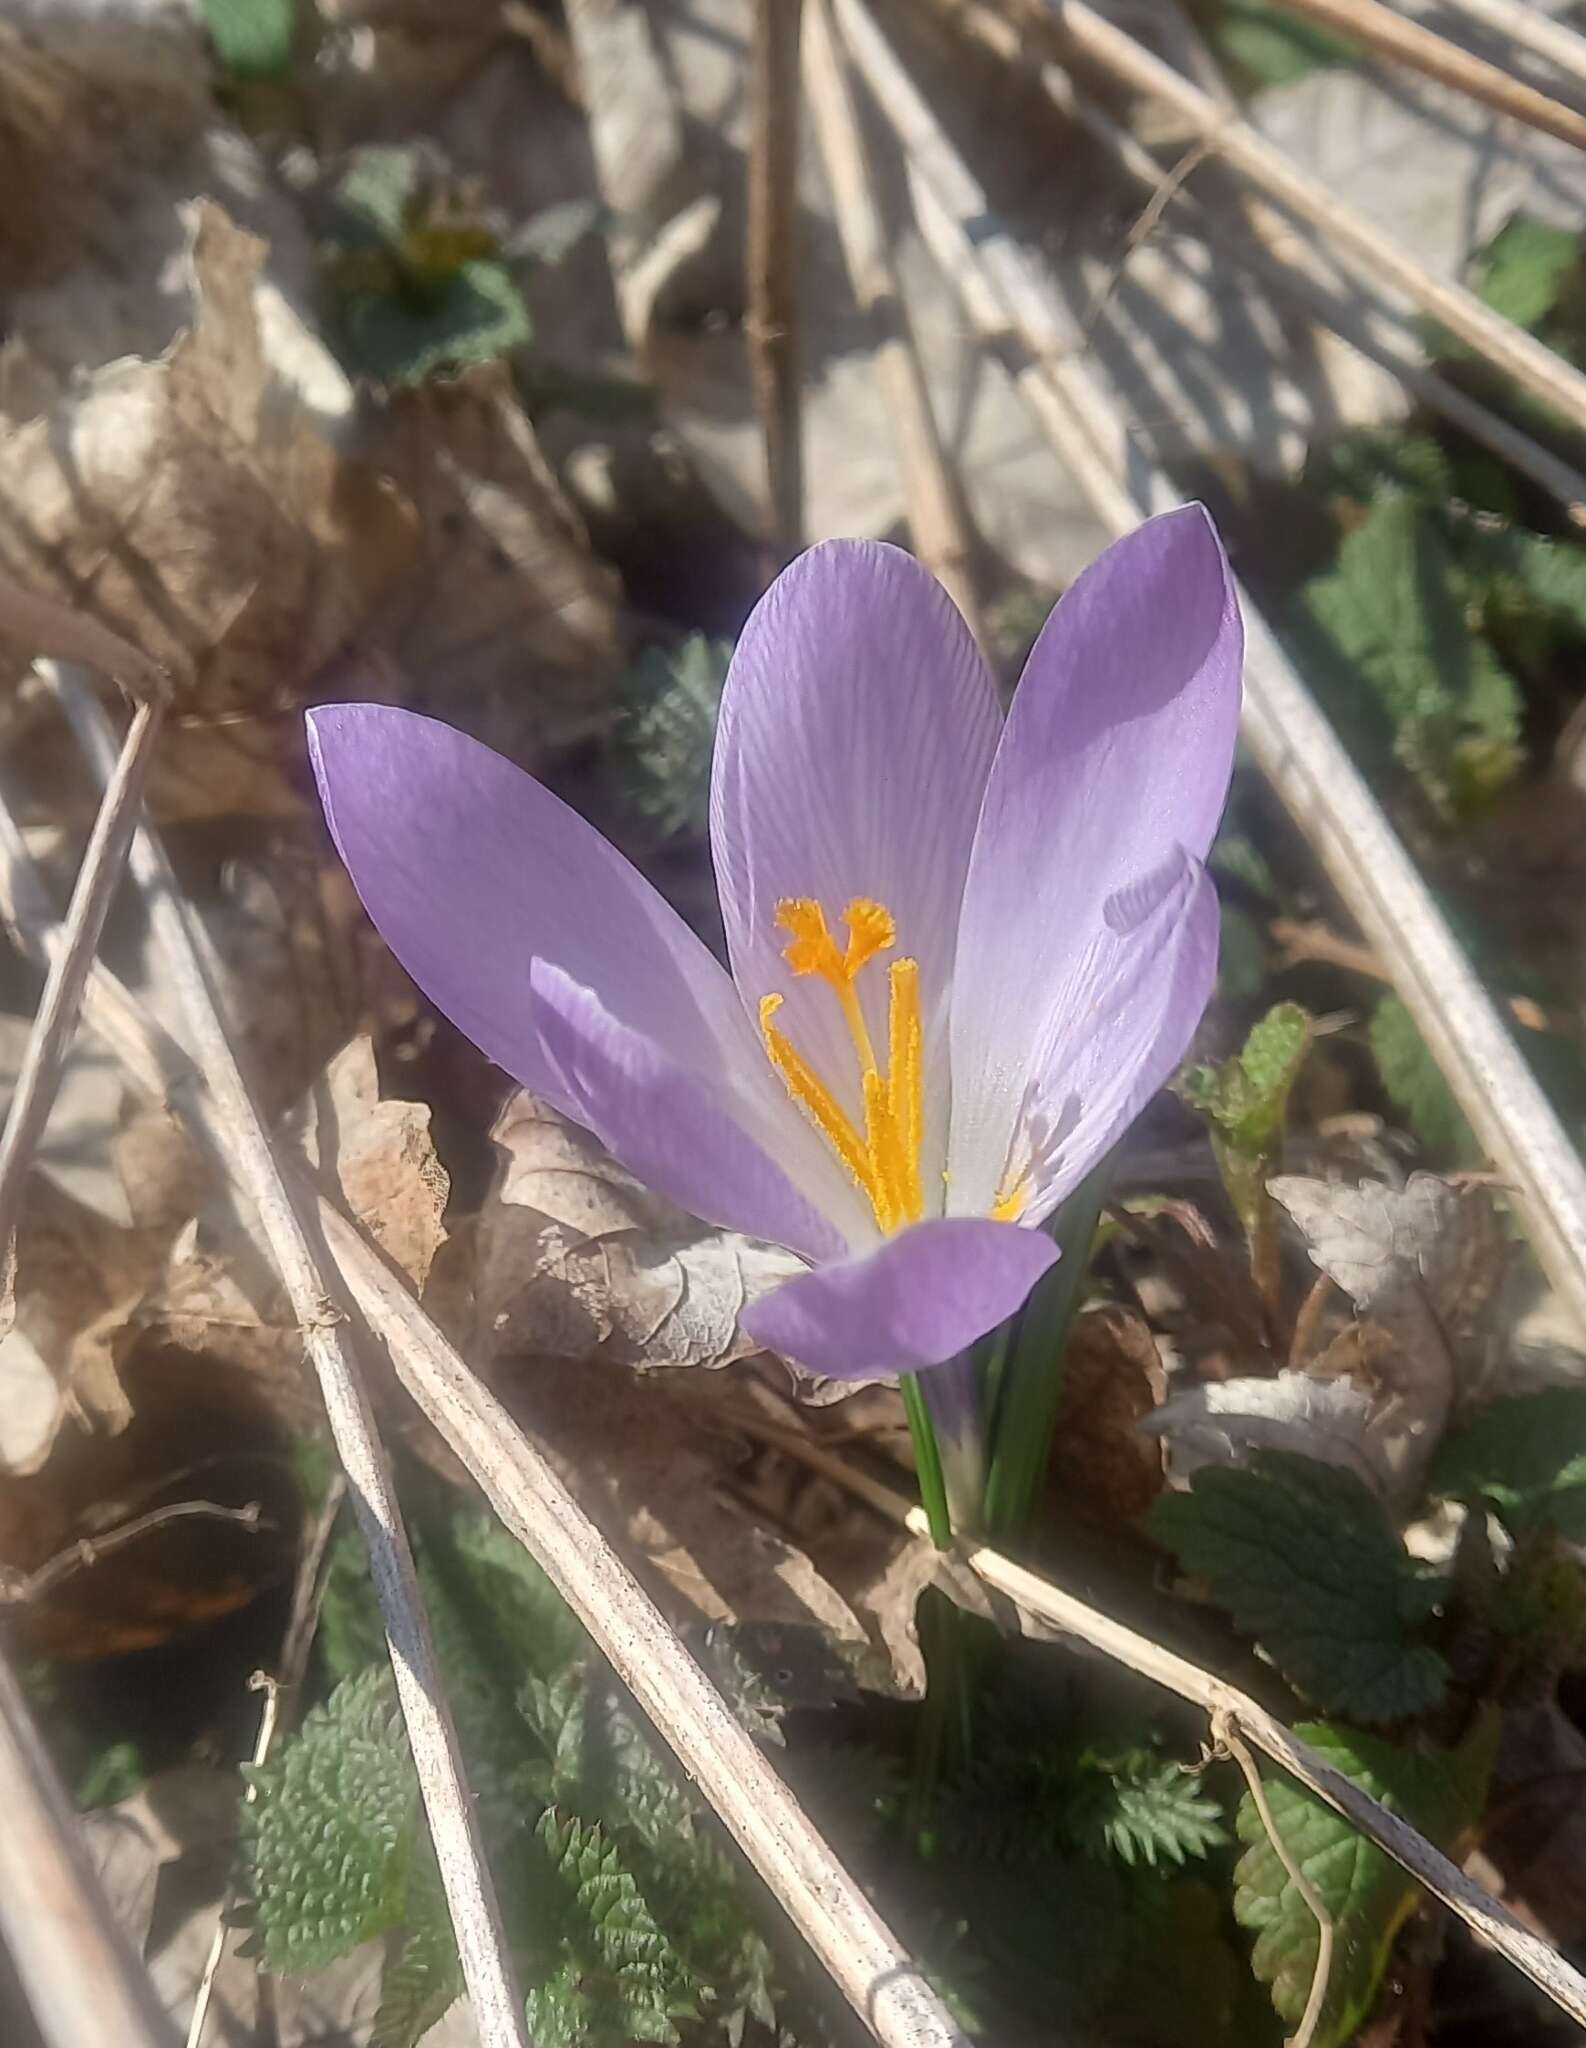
[761,896,925,1234]
[888,958,924,1221]
[759,993,880,1207]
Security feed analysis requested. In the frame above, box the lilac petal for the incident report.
[308,704,870,1244]
[948,506,1240,1212]
[710,542,1002,1194]
[739,1218,1059,1379]
[531,962,845,1264]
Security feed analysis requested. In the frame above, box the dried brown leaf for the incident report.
[295,1036,449,1294]
[357,365,621,761]
[0,201,415,746]
[472,1092,805,1372]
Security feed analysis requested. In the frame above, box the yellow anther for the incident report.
[776,899,846,982]
[843,898,896,975]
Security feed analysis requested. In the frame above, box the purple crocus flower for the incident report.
[307,506,1241,1381]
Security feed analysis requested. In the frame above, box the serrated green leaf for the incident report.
[1069,1753,1227,1869]
[525,1811,692,2046]
[1233,1720,1490,2046]
[1150,1452,1450,1722]
[1369,994,1476,1160]
[1431,1386,1586,1539]
[238,1665,418,1973]
[610,636,733,841]
[1474,215,1581,337]
[201,0,295,78]
[1185,1002,1311,1257]
[1301,493,1524,814]
[372,1851,464,2048]
[1311,430,1454,509]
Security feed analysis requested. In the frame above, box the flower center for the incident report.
[759,896,925,1234]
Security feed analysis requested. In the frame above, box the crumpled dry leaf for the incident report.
[1048,1305,1167,1525]
[0,200,414,746]
[1143,1370,1383,1492]
[0,1172,172,1475]
[471,1092,805,1372]
[356,365,622,762]
[295,1036,449,1295]
[1265,1171,1510,1494]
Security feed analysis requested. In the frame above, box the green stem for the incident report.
[980,1156,1112,1537]
[900,1372,953,1549]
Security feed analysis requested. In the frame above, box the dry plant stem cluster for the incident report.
[803,0,986,642]
[0,1645,175,2048]
[845,0,1586,1338]
[27,677,972,2048]
[0,674,164,1267]
[976,0,1586,446]
[1265,0,1586,152]
[1025,39,1586,516]
[57,677,533,2048]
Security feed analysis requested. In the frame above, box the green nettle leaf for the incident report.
[1431,1386,1586,1539]
[1312,430,1454,510]
[371,1853,466,2048]
[1301,493,1524,814]
[522,1811,693,2047]
[1369,994,1476,1160]
[1150,1452,1450,1722]
[611,636,733,841]
[1234,1721,1490,2046]
[1068,1753,1228,1869]
[1184,1002,1311,1274]
[1472,215,1582,338]
[238,1666,418,1973]
[201,0,295,78]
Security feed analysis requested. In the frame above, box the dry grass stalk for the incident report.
[1265,0,1586,152]
[1433,0,1586,93]
[56,674,531,2048]
[803,0,986,639]
[0,681,165,1267]
[748,0,808,562]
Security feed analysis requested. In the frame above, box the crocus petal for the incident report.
[308,704,870,1243]
[947,505,1240,1211]
[739,1218,1059,1379]
[710,542,1002,1197]
[1014,858,1220,1228]
[530,962,845,1264]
